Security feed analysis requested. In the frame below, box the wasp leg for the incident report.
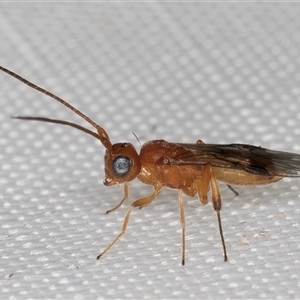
[196,164,211,205]
[106,182,129,214]
[97,183,163,260]
[226,184,239,197]
[210,166,228,262]
[178,189,186,265]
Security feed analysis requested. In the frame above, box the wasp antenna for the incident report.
[97,127,112,150]
[0,65,112,150]
[11,116,109,142]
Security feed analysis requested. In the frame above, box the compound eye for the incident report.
[112,156,132,177]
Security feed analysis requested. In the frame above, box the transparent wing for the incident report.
[167,143,300,177]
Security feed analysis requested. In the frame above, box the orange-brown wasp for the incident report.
[1,65,300,265]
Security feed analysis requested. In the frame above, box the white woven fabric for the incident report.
[0,3,299,299]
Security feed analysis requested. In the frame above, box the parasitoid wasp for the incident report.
[1,65,300,265]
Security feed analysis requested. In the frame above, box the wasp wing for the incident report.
[167,143,300,177]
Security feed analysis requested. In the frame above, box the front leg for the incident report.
[106,182,129,214]
[97,183,163,260]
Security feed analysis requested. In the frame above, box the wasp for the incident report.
[1,65,300,265]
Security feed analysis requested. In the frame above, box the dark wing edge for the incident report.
[167,143,300,178]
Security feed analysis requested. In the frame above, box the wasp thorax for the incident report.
[104,143,141,185]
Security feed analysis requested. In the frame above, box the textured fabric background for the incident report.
[0,2,300,299]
